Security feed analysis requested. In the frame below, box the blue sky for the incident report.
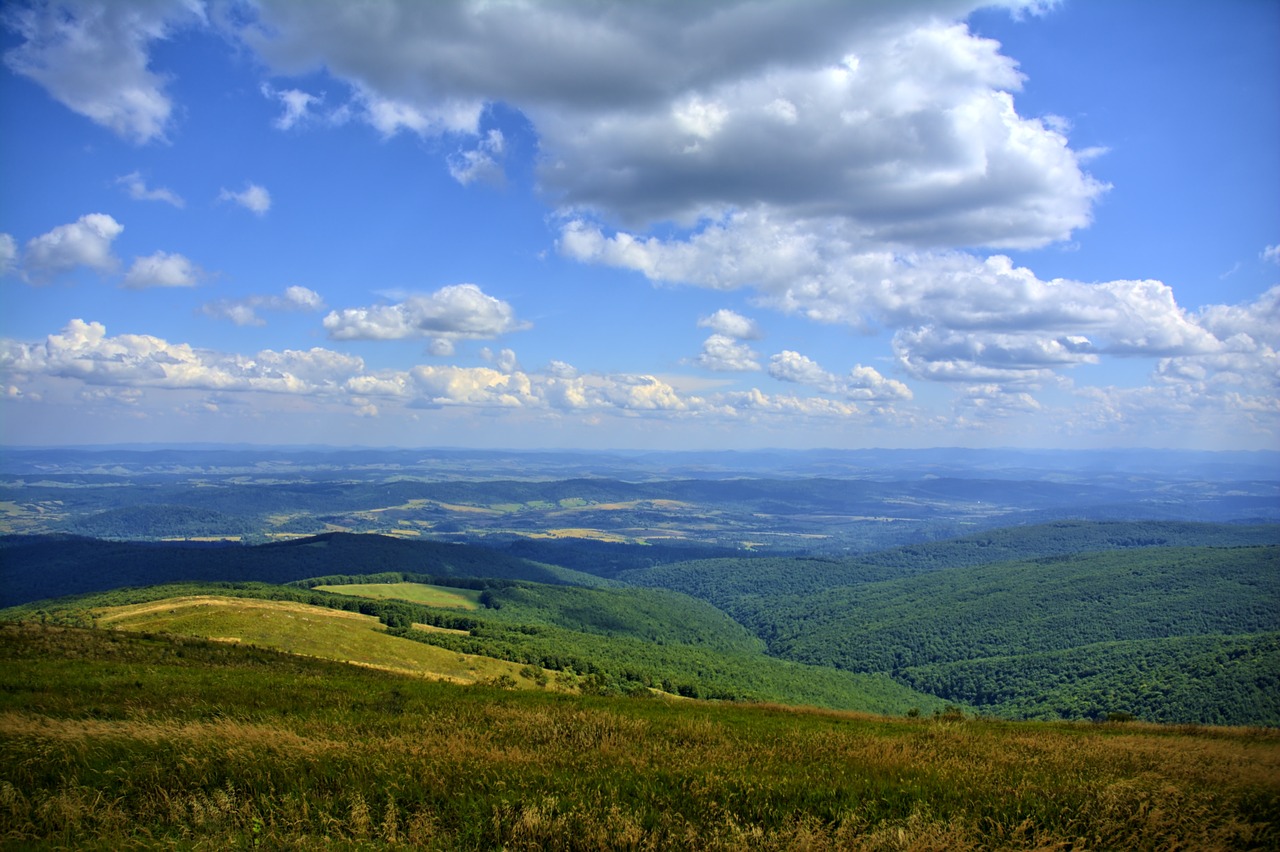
[1,0,1277,451]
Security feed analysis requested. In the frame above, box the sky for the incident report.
[1,0,1277,452]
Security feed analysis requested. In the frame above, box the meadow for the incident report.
[2,621,1277,850]
[312,582,483,609]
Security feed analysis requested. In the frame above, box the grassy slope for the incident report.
[1,583,947,715]
[2,621,1277,850]
[91,595,530,686]
[312,582,482,609]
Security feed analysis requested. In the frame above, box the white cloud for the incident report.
[1263,244,1280,265]
[12,315,1265,440]
[116,171,184,207]
[695,334,761,372]
[957,384,1041,416]
[1153,286,1280,396]
[123,250,201,288]
[846,364,913,401]
[698,308,761,340]
[201,286,326,326]
[721,387,860,419]
[409,364,534,409]
[562,214,1221,379]
[480,346,520,374]
[0,319,364,395]
[355,84,483,139]
[261,83,321,130]
[218,183,272,215]
[449,128,505,186]
[2,0,203,144]
[766,350,911,401]
[231,1,1098,245]
[0,234,16,276]
[23,213,123,280]
[892,327,1098,385]
[323,283,528,343]
[768,350,838,392]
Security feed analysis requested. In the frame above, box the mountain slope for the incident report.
[0,532,605,607]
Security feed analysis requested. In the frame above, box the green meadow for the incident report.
[313,582,483,609]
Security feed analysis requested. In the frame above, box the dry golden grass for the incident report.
[90,595,549,687]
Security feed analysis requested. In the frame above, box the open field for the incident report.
[2,621,1278,850]
[313,582,482,609]
[89,595,544,687]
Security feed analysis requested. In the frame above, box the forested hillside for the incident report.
[617,525,1280,725]
[0,532,604,607]
[616,521,1280,608]
[898,633,1280,724]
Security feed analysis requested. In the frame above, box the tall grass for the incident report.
[2,622,1277,850]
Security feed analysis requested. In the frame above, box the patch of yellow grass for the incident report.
[314,583,480,610]
[91,596,538,686]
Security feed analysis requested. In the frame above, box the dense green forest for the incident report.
[616,521,1280,608]
[899,632,1280,725]
[0,532,607,608]
[750,547,1278,671]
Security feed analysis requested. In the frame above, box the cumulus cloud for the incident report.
[226,1,1098,244]
[0,320,982,432]
[847,365,913,401]
[1153,286,1280,396]
[769,350,838,392]
[218,183,272,215]
[323,283,529,345]
[698,309,761,340]
[23,213,123,280]
[768,350,913,400]
[123,251,201,289]
[2,0,203,144]
[201,286,326,326]
[0,319,364,395]
[562,214,1223,382]
[696,334,761,372]
[116,171,184,207]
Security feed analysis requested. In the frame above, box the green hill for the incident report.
[899,632,1280,725]
[2,578,946,716]
[0,532,607,608]
[616,521,1280,609]
[756,546,1279,672]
